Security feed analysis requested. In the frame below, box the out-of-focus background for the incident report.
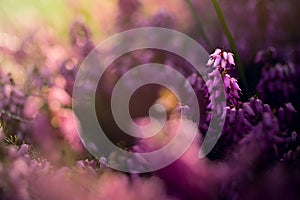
[1,1,300,199]
[0,0,189,41]
[1,0,300,87]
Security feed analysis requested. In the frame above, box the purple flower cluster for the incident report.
[183,48,300,165]
[207,48,235,69]
[257,61,298,107]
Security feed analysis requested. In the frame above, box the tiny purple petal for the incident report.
[223,51,228,60]
[221,59,227,69]
[228,53,235,65]
[263,112,273,127]
[211,48,221,57]
[214,56,221,67]
[223,75,230,88]
[207,58,214,66]
[243,103,255,116]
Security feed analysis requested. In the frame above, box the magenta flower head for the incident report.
[207,48,235,70]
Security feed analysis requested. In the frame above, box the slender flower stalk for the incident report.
[184,0,212,49]
[211,0,248,89]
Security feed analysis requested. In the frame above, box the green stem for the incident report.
[184,0,212,49]
[211,0,248,89]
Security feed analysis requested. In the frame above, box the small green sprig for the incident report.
[184,0,212,49]
[3,134,18,145]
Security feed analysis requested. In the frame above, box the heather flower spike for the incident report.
[207,48,241,106]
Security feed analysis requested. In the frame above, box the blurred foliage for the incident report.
[0,0,115,41]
